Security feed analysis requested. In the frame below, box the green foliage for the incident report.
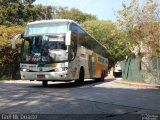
[81,20,130,67]
[0,25,24,65]
[0,0,97,25]
[57,8,97,23]
[0,0,57,25]
[32,5,57,20]
[116,0,160,57]
[23,0,36,5]
[0,25,24,80]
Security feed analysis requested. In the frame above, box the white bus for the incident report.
[12,19,108,86]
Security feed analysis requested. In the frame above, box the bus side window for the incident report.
[71,23,78,33]
[69,40,75,60]
[69,38,78,60]
[69,23,78,60]
[78,26,86,47]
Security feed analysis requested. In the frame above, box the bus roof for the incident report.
[27,19,77,25]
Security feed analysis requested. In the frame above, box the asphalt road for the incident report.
[0,78,160,120]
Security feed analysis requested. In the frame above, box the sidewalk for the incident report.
[107,68,160,89]
[113,78,160,89]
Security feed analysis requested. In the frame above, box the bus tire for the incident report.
[101,70,105,81]
[75,68,84,85]
[42,81,48,86]
[95,70,105,82]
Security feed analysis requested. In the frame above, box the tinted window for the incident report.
[69,23,78,60]
[78,26,107,58]
[71,24,78,33]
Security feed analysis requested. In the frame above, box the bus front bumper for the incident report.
[20,71,69,81]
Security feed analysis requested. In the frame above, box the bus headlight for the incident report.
[55,67,68,72]
[20,68,29,72]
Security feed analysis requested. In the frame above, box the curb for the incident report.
[114,79,160,89]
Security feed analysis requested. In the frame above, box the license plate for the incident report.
[37,74,45,78]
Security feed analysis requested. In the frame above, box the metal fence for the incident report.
[0,64,20,80]
[122,57,160,84]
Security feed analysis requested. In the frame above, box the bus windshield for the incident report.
[21,36,68,63]
[24,22,68,36]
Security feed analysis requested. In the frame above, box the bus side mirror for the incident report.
[12,34,21,49]
[65,31,71,46]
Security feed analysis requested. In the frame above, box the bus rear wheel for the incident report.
[95,70,105,82]
[75,68,84,85]
[42,81,48,86]
[101,71,105,81]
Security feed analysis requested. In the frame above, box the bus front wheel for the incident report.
[75,68,84,85]
[42,81,48,86]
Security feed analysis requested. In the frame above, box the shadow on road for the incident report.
[0,77,160,115]
[31,78,116,89]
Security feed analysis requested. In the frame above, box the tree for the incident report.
[32,5,58,20]
[0,25,24,65]
[116,0,160,57]
[0,0,50,25]
[81,20,130,67]
[57,8,97,23]
[0,25,24,79]
[0,0,97,25]
[23,0,36,6]
[0,0,36,25]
